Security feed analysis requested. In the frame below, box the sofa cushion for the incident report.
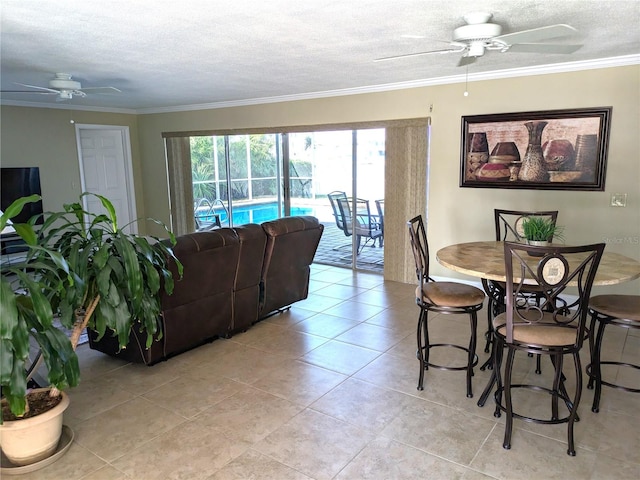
[260,216,323,316]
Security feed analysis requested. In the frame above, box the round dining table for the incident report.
[436,240,640,286]
[436,240,640,409]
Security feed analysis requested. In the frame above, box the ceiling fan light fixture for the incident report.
[467,42,485,57]
[453,22,502,43]
[49,73,81,91]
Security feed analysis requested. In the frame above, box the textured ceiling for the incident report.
[1,0,639,113]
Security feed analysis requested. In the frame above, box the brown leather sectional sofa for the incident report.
[88,216,323,364]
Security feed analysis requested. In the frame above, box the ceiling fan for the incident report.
[1,73,121,100]
[375,12,583,67]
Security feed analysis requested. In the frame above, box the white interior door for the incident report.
[75,125,138,233]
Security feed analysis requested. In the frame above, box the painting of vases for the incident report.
[460,107,611,191]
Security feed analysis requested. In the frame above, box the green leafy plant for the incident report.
[1,193,183,419]
[521,216,564,242]
[1,195,78,419]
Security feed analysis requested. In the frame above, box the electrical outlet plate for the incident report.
[611,193,627,207]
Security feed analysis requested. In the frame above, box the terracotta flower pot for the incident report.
[0,389,69,466]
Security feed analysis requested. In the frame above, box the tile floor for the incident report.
[22,264,640,479]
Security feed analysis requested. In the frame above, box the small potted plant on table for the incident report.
[521,216,564,256]
[521,215,564,246]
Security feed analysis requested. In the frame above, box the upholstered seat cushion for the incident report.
[493,311,578,347]
[589,295,640,322]
[416,282,485,308]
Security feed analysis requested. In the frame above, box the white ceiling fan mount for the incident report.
[375,12,582,66]
[1,73,121,100]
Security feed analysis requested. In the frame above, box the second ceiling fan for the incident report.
[376,12,583,66]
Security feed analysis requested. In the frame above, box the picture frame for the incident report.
[460,107,612,191]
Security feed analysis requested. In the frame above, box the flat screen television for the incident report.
[1,167,44,226]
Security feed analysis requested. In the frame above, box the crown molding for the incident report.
[137,55,640,114]
[0,99,137,114]
[3,55,638,115]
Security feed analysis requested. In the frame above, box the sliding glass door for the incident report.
[288,129,384,271]
[189,128,384,272]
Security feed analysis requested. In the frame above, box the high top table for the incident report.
[435,240,640,408]
[436,241,640,286]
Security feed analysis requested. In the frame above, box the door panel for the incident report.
[76,126,137,233]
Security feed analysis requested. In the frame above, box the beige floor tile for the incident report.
[301,340,381,375]
[589,453,640,480]
[79,465,130,480]
[5,441,108,480]
[380,396,496,465]
[75,343,131,381]
[470,427,598,479]
[323,300,386,322]
[351,288,403,308]
[335,436,493,480]
[292,312,361,338]
[142,374,244,419]
[262,306,319,327]
[236,322,329,358]
[254,409,375,480]
[206,449,314,480]
[593,384,640,416]
[111,419,252,480]
[313,283,369,300]
[311,377,414,432]
[582,410,640,463]
[97,357,191,396]
[365,304,417,332]
[309,269,356,284]
[162,338,234,367]
[370,280,415,295]
[30,273,640,480]
[334,272,384,289]
[187,342,289,385]
[251,360,347,406]
[195,387,304,444]
[385,333,421,360]
[353,350,424,394]
[281,293,345,313]
[334,322,410,352]
[73,397,186,462]
[307,278,333,293]
[66,377,137,423]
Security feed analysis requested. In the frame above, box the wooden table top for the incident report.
[436,241,640,286]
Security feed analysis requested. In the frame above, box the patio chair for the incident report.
[328,191,351,251]
[336,196,383,254]
[375,199,384,247]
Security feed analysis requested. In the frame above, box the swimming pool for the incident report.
[197,201,315,226]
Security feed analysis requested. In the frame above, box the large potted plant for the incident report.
[0,193,182,467]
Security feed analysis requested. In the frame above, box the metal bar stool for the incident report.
[407,215,485,398]
[586,294,640,413]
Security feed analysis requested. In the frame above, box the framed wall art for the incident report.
[460,107,612,191]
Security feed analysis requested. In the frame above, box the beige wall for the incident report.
[2,65,639,293]
[0,107,143,220]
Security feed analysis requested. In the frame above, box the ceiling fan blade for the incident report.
[14,82,60,94]
[1,90,58,95]
[507,43,583,54]
[78,86,122,94]
[457,55,476,67]
[375,47,465,62]
[495,24,578,45]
